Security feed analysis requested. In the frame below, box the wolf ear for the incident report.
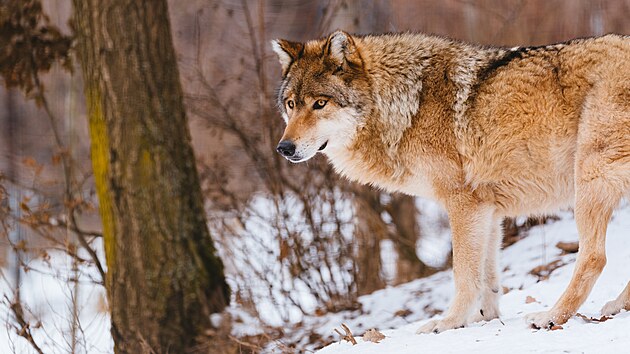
[326,30,362,69]
[271,39,303,75]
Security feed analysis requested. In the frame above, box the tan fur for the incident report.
[272,31,630,333]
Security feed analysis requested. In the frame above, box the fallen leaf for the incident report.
[525,296,538,304]
[550,325,563,331]
[363,329,385,343]
[530,259,566,280]
[575,313,590,322]
[422,304,443,317]
[394,309,412,317]
[556,241,579,254]
[576,313,612,323]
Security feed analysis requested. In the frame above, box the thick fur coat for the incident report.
[272,31,630,333]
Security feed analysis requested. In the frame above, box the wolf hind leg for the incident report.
[528,107,630,327]
[527,78,630,328]
[527,176,619,328]
[591,79,630,318]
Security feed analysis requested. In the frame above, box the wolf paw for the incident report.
[526,310,567,329]
[468,306,500,323]
[601,299,624,316]
[416,317,467,334]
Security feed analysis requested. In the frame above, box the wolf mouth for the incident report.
[318,141,328,151]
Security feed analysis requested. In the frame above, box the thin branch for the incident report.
[6,296,45,354]
[28,48,106,285]
[69,212,106,282]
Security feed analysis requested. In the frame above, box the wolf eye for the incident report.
[313,99,328,110]
[287,100,295,109]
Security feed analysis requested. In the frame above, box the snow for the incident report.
[0,245,112,354]
[317,202,630,354]
[2,196,629,353]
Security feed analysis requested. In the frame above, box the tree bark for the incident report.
[72,1,229,353]
[353,188,387,295]
[388,195,436,284]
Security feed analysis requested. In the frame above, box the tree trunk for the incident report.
[353,187,387,295]
[72,1,229,353]
[388,195,435,284]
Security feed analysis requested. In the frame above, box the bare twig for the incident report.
[7,295,45,354]
[334,323,357,345]
[228,335,264,351]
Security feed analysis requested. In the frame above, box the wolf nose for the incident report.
[276,140,296,157]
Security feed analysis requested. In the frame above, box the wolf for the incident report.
[271,30,630,333]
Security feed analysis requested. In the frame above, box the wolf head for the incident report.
[271,31,372,163]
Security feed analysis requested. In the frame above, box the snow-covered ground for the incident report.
[0,246,112,354]
[317,202,630,354]
[3,201,629,353]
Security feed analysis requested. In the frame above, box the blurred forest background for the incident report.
[1,0,629,353]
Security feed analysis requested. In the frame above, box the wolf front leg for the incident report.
[417,196,495,334]
[468,217,503,324]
